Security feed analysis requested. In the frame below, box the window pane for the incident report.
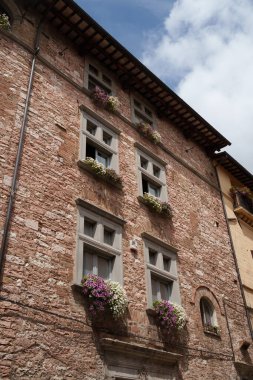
[153,165,161,178]
[96,150,111,167]
[97,256,110,279]
[103,130,112,146]
[104,227,115,246]
[140,156,148,169]
[87,121,97,135]
[86,142,96,160]
[163,257,171,272]
[149,249,157,265]
[83,251,94,276]
[89,64,99,76]
[201,299,214,325]
[102,74,112,86]
[151,277,158,302]
[160,282,171,300]
[145,107,152,118]
[88,77,96,92]
[148,183,160,197]
[84,219,96,237]
[134,99,142,110]
[142,178,149,194]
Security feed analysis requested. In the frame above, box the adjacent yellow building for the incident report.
[216,152,253,329]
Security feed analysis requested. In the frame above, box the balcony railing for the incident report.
[233,191,253,226]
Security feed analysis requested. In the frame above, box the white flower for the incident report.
[107,96,120,111]
[84,157,106,175]
[106,280,128,318]
[171,303,187,330]
[152,131,161,144]
[143,193,163,213]
[0,14,10,30]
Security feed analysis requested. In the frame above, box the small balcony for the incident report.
[233,191,253,226]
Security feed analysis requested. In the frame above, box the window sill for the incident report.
[138,196,172,218]
[77,160,123,189]
[203,328,221,338]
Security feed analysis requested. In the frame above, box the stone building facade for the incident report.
[0,0,253,379]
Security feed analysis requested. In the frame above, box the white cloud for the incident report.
[142,0,253,172]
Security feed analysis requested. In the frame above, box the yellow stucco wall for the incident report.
[217,166,253,317]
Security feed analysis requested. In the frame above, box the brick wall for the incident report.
[0,2,252,379]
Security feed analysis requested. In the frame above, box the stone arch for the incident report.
[192,285,223,315]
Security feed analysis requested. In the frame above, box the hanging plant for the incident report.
[153,300,187,331]
[107,280,128,319]
[139,193,172,217]
[0,13,10,30]
[135,122,161,144]
[92,86,120,112]
[82,274,128,318]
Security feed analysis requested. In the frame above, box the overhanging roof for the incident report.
[25,0,231,152]
[215,152,253,191]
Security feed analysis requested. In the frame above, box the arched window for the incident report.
[0,0,22,29]
[0,4,11,30]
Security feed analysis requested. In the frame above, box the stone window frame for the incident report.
[84,58,114,95]
[75,201,123,285]
[80,111,119,172]
[143,235,180,307]
[131,94,156,127]
[136,146,167,201]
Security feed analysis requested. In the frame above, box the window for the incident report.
[144,238,180,307]
[76,205,123,285]
[86,62,113,94]
[132,97,155,126]
[80,112,119,171]
[200,297,217,327]
[136,148,167,201]
[0,4,11,21]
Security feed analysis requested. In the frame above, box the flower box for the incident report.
[78,158,122,188]
[135,122,161,144]
[152,300,187,332]
[0,13,10,30]
[138,193,172,217]
[92,86,120,113]
[82,274,128,319]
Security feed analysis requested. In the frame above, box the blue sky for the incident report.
[76,0,253,172]
[76,0,175,59]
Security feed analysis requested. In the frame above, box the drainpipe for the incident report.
[0,20,43,282]
[214,164,253,340]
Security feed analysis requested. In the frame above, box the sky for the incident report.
[76,0,253,173]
